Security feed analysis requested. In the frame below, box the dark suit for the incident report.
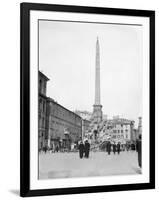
[107,142,111,155]
[117,143,121,154]
[113,144,116,154]
[84,141,90,158]
[79,143,85,159]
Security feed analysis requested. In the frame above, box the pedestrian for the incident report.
[84,140,90,158]
[113,142,116,154]
[107,141,111,155]
[78,141,85,159]
[136,134,142,168]
[126,143,129,151]
[131,143,135,151]
[117,142,121,154]
[44,146,47,154]
[55,145,59,152]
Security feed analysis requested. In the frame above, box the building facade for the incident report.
[74,110,91,140]
[81,119,91,140]
[38,71,49,150]
[110,118,134,143]
[38,71,82,151]
[96,117,135,144]
[46,98,82,151]
[75,110,92,121]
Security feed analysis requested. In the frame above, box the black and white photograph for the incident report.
[20,3,155,197]
[38,19,143,179]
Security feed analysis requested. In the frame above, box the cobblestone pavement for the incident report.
[39,151,141,179]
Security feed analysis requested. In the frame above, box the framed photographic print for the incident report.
[20,2,155,197]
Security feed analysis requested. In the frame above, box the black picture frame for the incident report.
[20,2,155,197]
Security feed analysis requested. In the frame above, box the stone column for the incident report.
[95,37,101,105]
[92,37,103,123]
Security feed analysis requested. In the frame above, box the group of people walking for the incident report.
[78,140,90,159]
[106,141,121,155]
[106,138,142,169]
[78,136,142,169]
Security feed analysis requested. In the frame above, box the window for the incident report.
[39,99,42,112]
[43,102,45,112]
[39,79,42,93]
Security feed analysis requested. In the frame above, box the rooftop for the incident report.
[39,71,50,81]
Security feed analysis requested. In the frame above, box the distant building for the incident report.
[81,119,91,140]
[74,110,91,140]
[113,115,120,120]
[75,110,92,120]
[103,114,108,120]
[111,118,134,143]
[98,117,135,144]
[38,71,49,150]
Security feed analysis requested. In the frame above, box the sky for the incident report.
[39,20,143,127]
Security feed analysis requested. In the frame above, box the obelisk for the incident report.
[92,37,102,123]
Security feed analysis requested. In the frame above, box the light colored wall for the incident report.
[47,100,82,145]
